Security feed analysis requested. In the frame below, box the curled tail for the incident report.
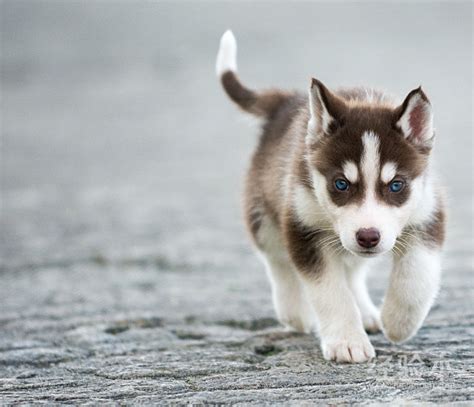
[216,30,290,117]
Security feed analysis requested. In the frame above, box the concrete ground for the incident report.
[1,1,473,404]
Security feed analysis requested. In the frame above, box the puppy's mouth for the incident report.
[355,249,379,258]
[348,248,385,258]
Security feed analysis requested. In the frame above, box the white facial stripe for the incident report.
[381,162,397,183]
[343,161,359,183]
[361,131,381,197]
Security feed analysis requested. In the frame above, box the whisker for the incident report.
[319,239,340,250]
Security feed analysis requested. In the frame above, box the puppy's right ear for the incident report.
[307,78,347,144]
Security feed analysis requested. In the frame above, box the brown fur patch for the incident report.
[243,93,306,242]
[282,212,326,277]
[420,207,446,247]
[221,71,293,118]
[397,205,446,252]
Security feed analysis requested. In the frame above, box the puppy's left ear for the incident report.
[394,87,434,146]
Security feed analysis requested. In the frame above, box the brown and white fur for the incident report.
[216,31,445,363]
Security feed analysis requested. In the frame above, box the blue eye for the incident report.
[335,179,349,191]
[389,180,405,193]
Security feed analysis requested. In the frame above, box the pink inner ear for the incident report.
[409,103,425,139]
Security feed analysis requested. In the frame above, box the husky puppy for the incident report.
[216,30,445,363]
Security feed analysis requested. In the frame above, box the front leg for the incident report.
[381,245,441,343]
[302,263,376,363]
[347,264,381,334]
[284,214,374,363]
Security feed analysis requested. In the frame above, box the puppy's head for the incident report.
[306,79,433,257]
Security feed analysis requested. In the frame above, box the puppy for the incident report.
[216,30,445,363]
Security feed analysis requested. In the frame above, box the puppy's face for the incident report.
[306,80,433,257]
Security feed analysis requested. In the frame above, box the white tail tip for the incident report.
[216,29,237,77]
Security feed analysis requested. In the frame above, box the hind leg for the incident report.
[256,218,315,333]
[261,252,316,333]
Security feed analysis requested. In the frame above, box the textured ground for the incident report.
[1,1,473,404]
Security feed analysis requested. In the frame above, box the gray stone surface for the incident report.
[1,1,473,404]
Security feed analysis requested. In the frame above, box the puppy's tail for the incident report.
[216,30,289,118]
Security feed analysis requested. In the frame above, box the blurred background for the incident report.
[1,1,472,272]
[0,1,472,402]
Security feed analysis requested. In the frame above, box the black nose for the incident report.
[356,228,381,249]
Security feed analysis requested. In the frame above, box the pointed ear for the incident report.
[394,87,434,146]
[307,78,347,144]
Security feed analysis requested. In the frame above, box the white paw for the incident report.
[322,334,375,363]
[362,309,382,334]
